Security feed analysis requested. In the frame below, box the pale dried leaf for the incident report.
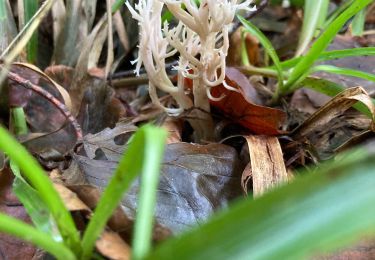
[244,135,288,197]
[52,0,66,48]
[84,0,97,31]
[112,9,130,52]
[105,0,114,78]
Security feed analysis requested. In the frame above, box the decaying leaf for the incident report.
[242,135,288,197]
[66,134,244,234]
[123,143,244,233]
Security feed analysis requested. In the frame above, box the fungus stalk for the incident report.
[126,0,256,141]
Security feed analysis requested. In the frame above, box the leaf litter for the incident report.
[1,1,375,259]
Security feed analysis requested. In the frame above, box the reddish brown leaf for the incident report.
[181,67,286,135]
[210,68,286,135]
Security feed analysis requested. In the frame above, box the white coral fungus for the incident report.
[126,0,256,140]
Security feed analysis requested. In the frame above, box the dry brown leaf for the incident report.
[52,183,91,212]
[96,231,131,260]
[292,86,375,139]
[243,135,288,197]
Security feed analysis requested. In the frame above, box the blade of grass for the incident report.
[0,126,81,253]
[132,126,167,260]
[323,0,355,30]
[295,0,329,57]
[311,64,375,83]
[240,31,250,66]
[146,147,375,260]
[283,0,372,93]
[11,161,60,237]
[23,0,38,63]
[112,0,126,14]
[81,125,167,260]
[9,107,58,237]
[351,8,366,36]
[238,16,284,100]
[276,47,375,69]
[0,213,76,260]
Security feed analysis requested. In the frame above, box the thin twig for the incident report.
[7,71,83,142]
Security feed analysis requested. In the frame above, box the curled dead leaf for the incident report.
[292,86,375,139]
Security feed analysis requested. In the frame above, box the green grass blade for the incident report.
[9,108,59,238]
[311,65,375,83]
[23,0,38,63]
[112,0,124,13]
[0,213,76,260]
[351,8,366,36]
[0,126,81,252]
[277,47,375,69]
[238,16,284,96]
[295,0,329,57]
[323,0,355,30]
[11,161,60,238]
[240,31,250,66]
[81,125,167,260]
[283,0,372,92]
[146,148,375,260]
[132,126,167,260]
